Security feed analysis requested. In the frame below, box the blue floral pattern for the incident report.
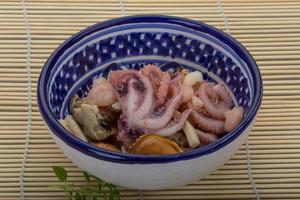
[49,25,251,119]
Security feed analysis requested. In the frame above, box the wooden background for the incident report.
[1,0,300,199]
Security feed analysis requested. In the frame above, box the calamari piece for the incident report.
[183,120,200,148]
[153,109,192,137]
[181,85,194,103]
[188,103,225,134]
[73,103,114,141]
[195,129,218,144]
[59,115,88,142]
[87,79,117,107]
[224,106,244,132]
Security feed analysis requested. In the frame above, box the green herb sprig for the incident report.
[51,166,121,200]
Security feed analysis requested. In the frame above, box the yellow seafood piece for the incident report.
[130,134,183,155]
[94,142,121,152]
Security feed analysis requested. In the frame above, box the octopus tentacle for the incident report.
[107,64,239,149]
[156,72,171,106]
[153,109,192,137]
[205,83,218,103]
[108,70,140,112]
[197,83,230,120]
[126,79,140,127]
[109,70,153,120]
[117,115,132,147]
[132,74,154,122]
[213,84,233,108]
[188,103,225,134]
[141,64,170,106]
[135,88,183,130]
[141,64,163,87]
[109,70,140,91]
[170,74,182,95]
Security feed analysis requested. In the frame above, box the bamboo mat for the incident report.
[1,0,300,199]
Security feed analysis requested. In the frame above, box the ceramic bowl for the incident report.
[37,15,262,190]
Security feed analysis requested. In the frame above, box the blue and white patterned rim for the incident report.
[59,56,239,119]
[47,22,252,118]
[37,15,263,164]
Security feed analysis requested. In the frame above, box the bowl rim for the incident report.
[37,15,263,164]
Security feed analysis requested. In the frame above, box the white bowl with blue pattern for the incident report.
[37,15,262,190]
